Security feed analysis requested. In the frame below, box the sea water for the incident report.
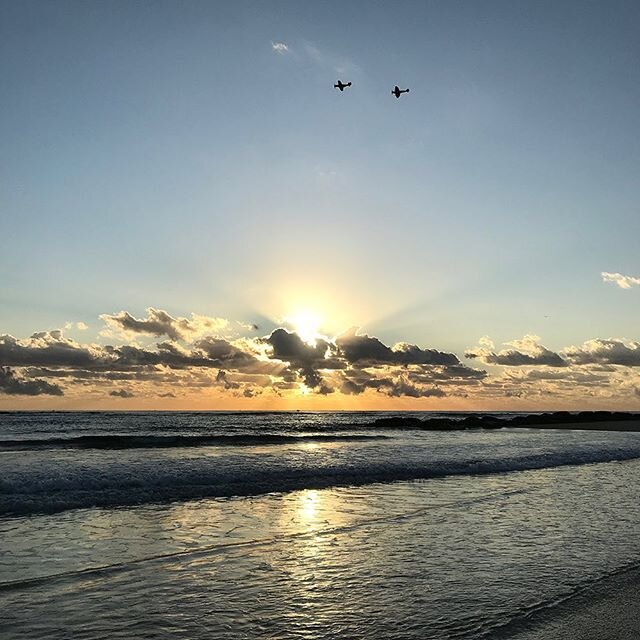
[1,411,640,639]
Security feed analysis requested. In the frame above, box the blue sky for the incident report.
[1,1,640,408]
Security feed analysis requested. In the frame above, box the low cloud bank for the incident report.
[1,307,639,404]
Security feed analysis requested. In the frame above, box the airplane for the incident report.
[392,85,410,98]
[334,80,352,91]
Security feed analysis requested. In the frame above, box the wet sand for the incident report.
[495,566,640,639]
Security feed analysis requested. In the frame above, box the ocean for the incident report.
[2,411,640,639]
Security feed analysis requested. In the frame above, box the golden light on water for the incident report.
[298,489,320,523]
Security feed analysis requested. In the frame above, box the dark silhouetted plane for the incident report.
[334,80,352,91]
[392,85,410,98]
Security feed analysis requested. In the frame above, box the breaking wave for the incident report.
[0,433,387,451]
[3,442,640,516]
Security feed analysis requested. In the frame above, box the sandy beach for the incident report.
[495,566,640,639]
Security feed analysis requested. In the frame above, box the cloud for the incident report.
[261,328,332,388]
[109,389,134,398]
[602,272,640,290]
[100,308,229,342]
[466,335,567,367]
[564,339,640,367]
[216,369,240,390]
[194,336,259,369]
[0,330,262,374]
[301,41,360,76]
[271,41,289,54]
[258,327,465,392]
[5,306,640,404]
[336,328,459,366]
[0,331,105,367]
[263,328,329,364]
[64,321,88,331]
[0,367,63,396]
[339,371,445,398]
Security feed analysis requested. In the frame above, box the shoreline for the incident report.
[492,565,640,639]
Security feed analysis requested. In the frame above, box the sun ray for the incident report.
[284,309,325,345]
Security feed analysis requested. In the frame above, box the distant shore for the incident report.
[367,411,640,432]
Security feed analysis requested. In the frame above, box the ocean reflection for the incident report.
[298,489,319,524]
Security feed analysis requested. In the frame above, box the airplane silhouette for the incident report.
[392,85,410,98]
[334,80,352,91]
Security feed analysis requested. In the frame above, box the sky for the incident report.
[1,0,640,409]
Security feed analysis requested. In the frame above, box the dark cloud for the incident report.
[0,367,63,396]
[194,337,259,369]
[109,389,134,398]
[336,328,459,366]
[0,332,102,367]
[100,308,228,341]
[465,336,567,367]
[382,378,445,398]
[409,365,487,383]
[102,309,183,340]
[466,349,567,367]
[0,332,261,372]
[564,339,640,367]
[21,313,639,402]
[340,378,364,395]
[216,369,240,390]
[260,327,462,391]
[262,328,331,388]
[263,329,329,364]
[339,372,445,398]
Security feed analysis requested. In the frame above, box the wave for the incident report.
[0,433,387,451]
[0,488,532,593]
[2,444,640,516]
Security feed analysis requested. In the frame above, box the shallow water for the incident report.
[2,412,640,638]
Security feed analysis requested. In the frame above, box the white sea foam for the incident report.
[2,428,640,515]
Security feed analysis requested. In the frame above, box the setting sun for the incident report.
[4,3,640,640]
[284,309,325,345]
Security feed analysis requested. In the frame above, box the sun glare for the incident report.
[285,309,324,345]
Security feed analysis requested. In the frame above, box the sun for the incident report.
[285,309,324,345]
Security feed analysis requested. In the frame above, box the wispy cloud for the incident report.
[271,41,289,54]
[64,321,88,331]
[602,272,640,289]
[302,41,360,75]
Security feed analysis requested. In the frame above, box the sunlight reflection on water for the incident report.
[3,459,640,639]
